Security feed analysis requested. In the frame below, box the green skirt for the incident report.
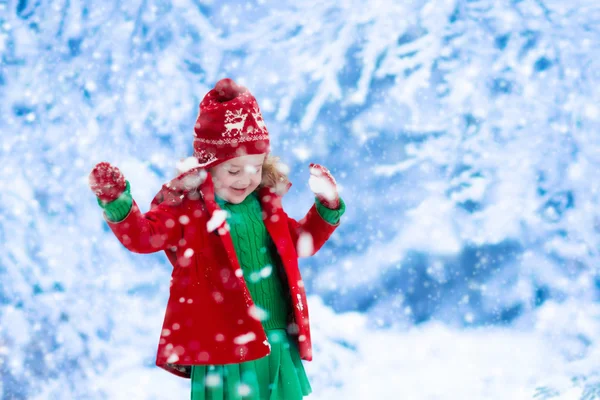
[190,329,312,400]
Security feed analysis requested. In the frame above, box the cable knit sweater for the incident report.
[215,191,345,329]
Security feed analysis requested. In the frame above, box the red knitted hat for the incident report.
[193,78,270,169]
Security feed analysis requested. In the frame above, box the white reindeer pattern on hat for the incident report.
[222,105,268,137]
[223,109,248,137]
[252,106,267,134]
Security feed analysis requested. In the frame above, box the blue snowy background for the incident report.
[1,0,600,399]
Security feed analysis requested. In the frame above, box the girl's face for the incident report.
[209,153,267,204]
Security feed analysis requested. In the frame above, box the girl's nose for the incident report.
[236,176,251,186]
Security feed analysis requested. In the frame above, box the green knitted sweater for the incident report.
[215,191,345,329]
[215,192,292,329]
[98,184,346,329]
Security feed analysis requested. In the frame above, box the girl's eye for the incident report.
[229,170,240,176]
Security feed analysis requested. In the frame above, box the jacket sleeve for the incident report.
[104,190,184,254]
[286,197,346,257]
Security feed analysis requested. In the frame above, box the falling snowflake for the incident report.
[207,210,228,232]
[297,233,314,257]
[237,383,252,396]
[205,373,222,388]
[248,305,269,321]
[234,332,257,345]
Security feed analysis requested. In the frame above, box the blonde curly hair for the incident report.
[259,153,291,196]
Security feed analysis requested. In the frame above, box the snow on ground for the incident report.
[79,297,599,400]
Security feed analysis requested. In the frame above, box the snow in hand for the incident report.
[175,157,201,174]
[308,169,336,202]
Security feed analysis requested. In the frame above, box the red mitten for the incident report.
[89,162,127,203]
[308,163,340,209]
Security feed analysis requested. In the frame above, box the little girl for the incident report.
[89,78,346,400]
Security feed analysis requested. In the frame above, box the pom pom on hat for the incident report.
[213,78,246,103]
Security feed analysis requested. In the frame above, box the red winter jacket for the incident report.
[104,169,341,378]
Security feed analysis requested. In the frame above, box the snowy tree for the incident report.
[1,0,599,398]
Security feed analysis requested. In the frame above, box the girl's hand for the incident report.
[308,163,340,209]
[89,162,127,203]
